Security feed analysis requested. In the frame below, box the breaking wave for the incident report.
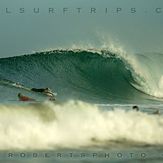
[0,49,163,103]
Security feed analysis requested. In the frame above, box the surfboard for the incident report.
[43,92,54,97]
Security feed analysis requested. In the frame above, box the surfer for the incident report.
[132,105,139,111]
[31,87,53,94]
[18,93,35,101]
[31,87,50,93]
[132,106,160,115]
[31,87,56,98]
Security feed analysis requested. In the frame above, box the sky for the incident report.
[0,0,162,58]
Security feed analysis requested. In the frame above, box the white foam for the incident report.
[0,101,162,150]
[159,76,163,90]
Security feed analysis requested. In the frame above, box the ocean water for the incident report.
[0,49,163,162]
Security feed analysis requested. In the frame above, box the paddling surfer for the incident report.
[18,93,35,101]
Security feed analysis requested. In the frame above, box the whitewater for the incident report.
[0,101,162,150]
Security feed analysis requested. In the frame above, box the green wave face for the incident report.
[0,50,162,104]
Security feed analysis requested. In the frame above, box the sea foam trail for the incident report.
[0,101,162,150]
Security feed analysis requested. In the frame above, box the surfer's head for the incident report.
[45,88,50,91]
[132,105,139,111]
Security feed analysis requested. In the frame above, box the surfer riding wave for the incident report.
[31,87,52,94]
[31,87,55,97]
